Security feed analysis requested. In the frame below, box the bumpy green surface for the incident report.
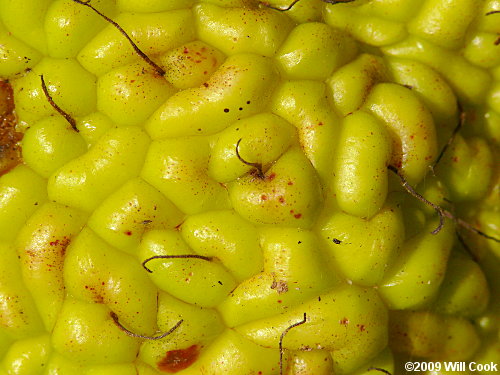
[0,0,499,374]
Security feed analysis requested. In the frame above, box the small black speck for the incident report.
[224,108,229,113]
[246,101,251,104]
[297,241,302,244]
[218,281,223,285]
[318,296,321,302]
[239,107,243,111]
[333,238,342,244]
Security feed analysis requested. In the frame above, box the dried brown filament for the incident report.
[40,75,78,132]
[235,138,265,179]
[279,313,307,375]
[142,254,213,273]
[71,0,166,76]
[110,311,183,340]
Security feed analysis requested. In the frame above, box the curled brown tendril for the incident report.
[367,367,393,375]
[449,214,500,243]
[142,254,213,273]
[71,0,166,76]
[235,138,265,179]
[432,101,465,170]
[279,313,307,375]
[110,311,183,340]
[262,0,356,12]
[388,165,445,235]
[389,165,500,243]
[40,75,78,132]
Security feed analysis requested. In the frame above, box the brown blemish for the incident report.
[49,236,71,256]
[267,172,276,181]
[271,280,288,294]
[339,317,349,326]
[157,345,199,373]
[124,231,133,236]
[84,285,105,304]
[0,81,22,176]
[294,213,302,219]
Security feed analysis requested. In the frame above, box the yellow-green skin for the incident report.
[0,0,499,374]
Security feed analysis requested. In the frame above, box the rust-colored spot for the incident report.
[0,81,23,175]
[158,345,199,373]
[59,237,71,256]
[339,317,349,326]
[287,181,294,185]
[124,231,132,236]
[49,236,71,256]
[357,324,366,332]
[278,196,285,204]
[85,285,105,304]
[267,172,276,181]
[261,194,268,200]
[294,213,302,219]
[183,47,189,54]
